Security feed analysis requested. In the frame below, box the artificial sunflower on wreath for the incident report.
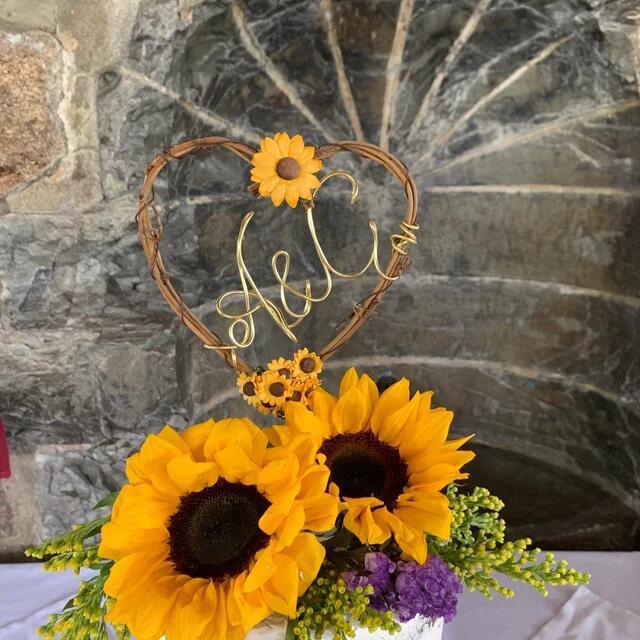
[268,368,475,564]
[250,132,323,208]
[99,418,339,640]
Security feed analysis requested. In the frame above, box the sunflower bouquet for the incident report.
[27,134,589,640]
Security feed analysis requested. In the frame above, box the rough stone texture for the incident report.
[0,454,38,561]
[1,0,639,557]
[0,32,65,193]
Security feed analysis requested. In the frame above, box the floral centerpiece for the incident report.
[26,134,589,640]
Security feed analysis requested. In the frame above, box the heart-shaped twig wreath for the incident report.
[136,134,418,381]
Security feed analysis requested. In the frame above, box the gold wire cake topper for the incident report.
[136,134,419,375]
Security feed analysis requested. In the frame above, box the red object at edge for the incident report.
[0,417,10,479]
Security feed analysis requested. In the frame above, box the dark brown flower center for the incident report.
[167,479,270,581]
[242,381,256,397]
[269,382,285,397]
[300,357,316,373]
[319,431,408,509]
[276,157,301,180]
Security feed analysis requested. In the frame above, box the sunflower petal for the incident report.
[332,387,368,434]
[262,137,280,158]
[395,491,452,540]
[277,132,291,155]
[271,182,286,206]
[181,419,215,461]
[281,533,325,594]
[371,378,411,436]
[252,150,277,167]
[274,501,305,550]
[309,387,337,432]
[261,553,299,618]
[245,547,279,592]
[289,134,305,157]
[339,367,359,396]
[166,454,218,494]
[285,186,299,208]
[301,158,322,173]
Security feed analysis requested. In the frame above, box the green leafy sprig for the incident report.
[24,493,127,640]
[431,485,591,598]
[288,572,400,640]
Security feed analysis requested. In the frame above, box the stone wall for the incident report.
[1,0,639,559]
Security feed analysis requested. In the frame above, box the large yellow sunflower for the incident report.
[250,132,322,208]
[270,368,474,564]
[99,418,339,640]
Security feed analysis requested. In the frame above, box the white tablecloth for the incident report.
[1,553,639,639]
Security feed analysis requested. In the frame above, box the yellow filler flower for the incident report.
[99,419,339,640]
[270,369,475,564]
[250,132,322,208]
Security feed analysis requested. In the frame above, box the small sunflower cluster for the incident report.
[432,485,591,598]
[237,348,323,415]
[290,573,400,640]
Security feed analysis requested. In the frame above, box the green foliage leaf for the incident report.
[93,492,119,510]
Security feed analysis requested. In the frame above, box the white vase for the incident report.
[245,615,444,640]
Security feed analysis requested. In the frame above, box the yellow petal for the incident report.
[275,501,305,550]
[298,147,314,163]
[377,392,421,446]
[285,186,299,208]
[215,444,260,483]
[228,572,270,631]
[181,419,216,461]
[339,367,359,396]
[111,483,178,530]
[408,463,467,492]
[300,493,340,532]
[252,150,277,167]
[343,499,390,545]
[301,158,322,173]
[271,182,286,206]
[245,547,279,592]
[398,411,454,461]
[418,390,434,416]
[261,553,299,618]
[331,387,368,434]
[300,173,321,189]
[99,521,168,560]
[281,533,325,594]
[357,373,379,424]
[128,432,187,496]
[257,454,300,498]
[309,387,337,433]
[395,491,452,540]
[283,401,326,443]
[251,165,277,180]
[203,418,268,466]
[277,132,291,155]
[258,175,280,196]
[157,425,190,454]
[262,137,280,158]
[298,185,313,200]
[289,134,304,157]
[371,378,410,436]
[166,454,218,493]
[379,510,427,564]
[165,579,210,640]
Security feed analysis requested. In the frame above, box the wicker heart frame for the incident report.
[136,137,418,374]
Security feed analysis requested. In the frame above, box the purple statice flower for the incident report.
[394,556,462,623]
[343,552,397,611]
[343,553,462,624]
